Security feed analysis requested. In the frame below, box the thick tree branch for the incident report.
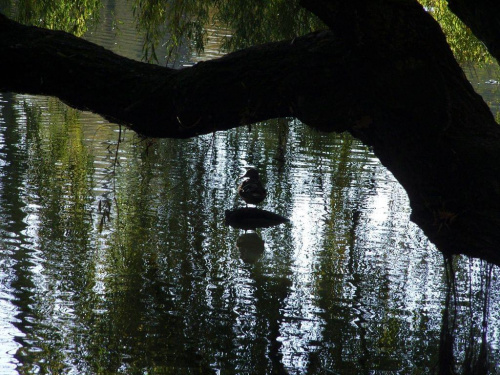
[0,12,350,138]
[2,2,500,265]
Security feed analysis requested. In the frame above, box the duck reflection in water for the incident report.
[238,168,266,206]
[225,208,289,263]
[237,232,265,263]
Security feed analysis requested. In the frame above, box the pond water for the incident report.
[1,3,500,374]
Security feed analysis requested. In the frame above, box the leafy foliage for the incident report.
[418,0,492,63]
[3,0,492,64]
[132,0,210,63]
[211,0,323,51]
[11,0,101,36]
[131,0,323,62]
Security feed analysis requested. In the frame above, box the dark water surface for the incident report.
[1,3,500,374]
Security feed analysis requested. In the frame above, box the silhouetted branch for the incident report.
[2,2,500,265]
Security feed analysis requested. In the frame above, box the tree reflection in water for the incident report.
[438,256,495,375]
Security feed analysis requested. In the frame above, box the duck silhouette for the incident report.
[238,168,267,206]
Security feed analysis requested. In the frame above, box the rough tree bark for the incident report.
[1,1,500,265]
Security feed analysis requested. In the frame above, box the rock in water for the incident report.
[225,208,290,230]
